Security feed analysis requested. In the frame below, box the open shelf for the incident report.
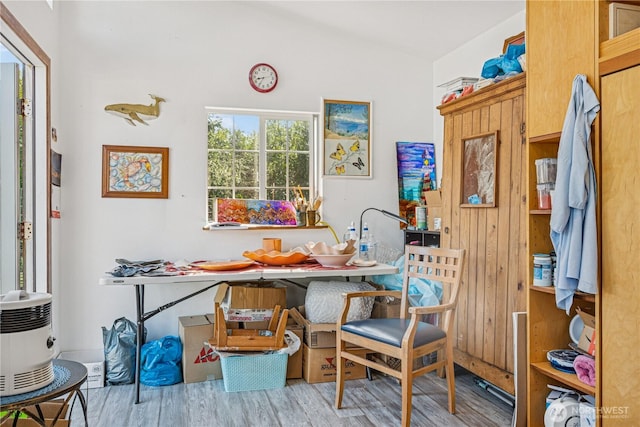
[531,361,595,396]
[530,209,551,215]
[529,285,596,303]
[529,132,562,144]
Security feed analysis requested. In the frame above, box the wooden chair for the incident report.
[335,245,466,427]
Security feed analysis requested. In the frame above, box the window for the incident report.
[206,108,318,222]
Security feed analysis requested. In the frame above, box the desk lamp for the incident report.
[359,207,409,242]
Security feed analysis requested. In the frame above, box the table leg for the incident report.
[134,284,144,404]
[75,388,89,426]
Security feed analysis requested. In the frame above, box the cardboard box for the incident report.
[289,307,344,349]
[302,344,369,384]
[285,320,303,379]
[178,314,222,384]
[576,307,596,356]
[424,190,442,231]
[215,281,287,309]
[371,298,402,319]
[1,419,69,427]
[214,281,287,328]
[58,349,104,389]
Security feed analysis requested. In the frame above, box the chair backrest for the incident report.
[400,245,466,331]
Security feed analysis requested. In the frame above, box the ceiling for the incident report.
[260,1,526,62]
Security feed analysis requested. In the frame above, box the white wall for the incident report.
[3,0,524,353]
[432,11,526,187]
[50,1,435,350]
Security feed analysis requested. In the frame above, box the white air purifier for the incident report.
[0,290,55,396]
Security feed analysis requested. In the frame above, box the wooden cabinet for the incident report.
[526,0,599,137]
[526,1,601,424]
[599,29,640,426]
[437,73,526,395]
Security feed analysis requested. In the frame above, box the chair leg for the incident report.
[445,341,456,414]
[335,338,344,408]
[401,361,412,427]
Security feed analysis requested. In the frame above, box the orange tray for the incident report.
[242,249,309,266]
[190,260,255,271]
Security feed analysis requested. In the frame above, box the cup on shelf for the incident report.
[306,210,321,226]
[537,183,554,210]
[535,158,557,184]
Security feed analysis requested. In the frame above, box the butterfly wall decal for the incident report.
[352,157,365,170]
[335,165,345,175]
[350,140,360,152]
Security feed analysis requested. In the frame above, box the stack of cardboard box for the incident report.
[289,306,370,384]
[179,280,304,384]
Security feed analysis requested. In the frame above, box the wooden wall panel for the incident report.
[438,74,526,394]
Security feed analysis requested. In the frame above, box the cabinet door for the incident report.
[526,0,598,137]
[601,64,640,425]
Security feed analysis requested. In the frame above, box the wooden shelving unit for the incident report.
[527,2,640,425]
[525,2,600,425]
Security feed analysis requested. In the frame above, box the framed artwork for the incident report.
[102,145,169,198]
[461,131,499,207]
[323,99,371,178]
[396,142,436,228]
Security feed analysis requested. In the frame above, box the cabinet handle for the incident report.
[444,226,449,234]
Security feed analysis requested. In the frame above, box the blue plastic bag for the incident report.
[140,335,183,386]
[481,43,526,78]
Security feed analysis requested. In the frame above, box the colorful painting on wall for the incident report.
[323,99,371,178]
[216,198,297,225]
[101,145,169,198]
[396,142,436,228]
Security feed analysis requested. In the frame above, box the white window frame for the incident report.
[205,107,320,222]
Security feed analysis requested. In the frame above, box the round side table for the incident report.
[0,359,88,426]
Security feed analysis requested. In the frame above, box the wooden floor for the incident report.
[70,366,513,426]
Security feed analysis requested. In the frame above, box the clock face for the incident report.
[249,63,278,93]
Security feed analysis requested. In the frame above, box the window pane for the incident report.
[235,151,259,188]
[289,120,310,151]
[289,152,310,187]
[266,152,286,186]
[235,189,259,199]
[266,120,287,150]
[266,188,288,200]
[209,188,232,199]
[208,151,233,187]
[234,115,259,150]
[208,114,232,150]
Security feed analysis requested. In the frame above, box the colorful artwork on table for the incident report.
[396,142,437,228]
[216,199,297,225]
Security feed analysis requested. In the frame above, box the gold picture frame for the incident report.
[460,131,499,207]
[102,145,169,198]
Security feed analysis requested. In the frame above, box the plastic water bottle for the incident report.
[344,221,357,243]
[359,223,370,261]
[367,233,377,262]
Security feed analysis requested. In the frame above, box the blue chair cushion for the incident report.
[341,318,446,348]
